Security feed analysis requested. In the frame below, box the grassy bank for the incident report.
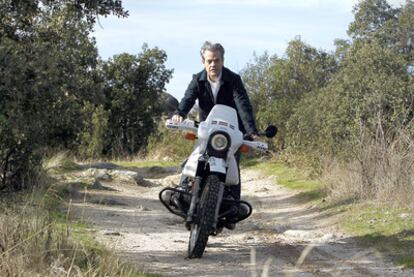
[344,204,414,268]
[0,156,158,277]
[247,158,414,269]
[242,159,325,202]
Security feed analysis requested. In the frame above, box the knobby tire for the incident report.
[188,174,221,258]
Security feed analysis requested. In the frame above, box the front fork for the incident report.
[186,176,202,224]
[213,184,224,229]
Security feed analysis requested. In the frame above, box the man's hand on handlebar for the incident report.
[172,115,184,123]
[244,133,260,141]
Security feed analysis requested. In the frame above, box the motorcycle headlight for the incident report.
[210,133,229,151]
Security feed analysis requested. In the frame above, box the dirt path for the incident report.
[68,165,413,277]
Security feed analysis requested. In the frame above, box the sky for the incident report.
[93,0,406,100]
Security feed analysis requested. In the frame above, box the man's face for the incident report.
[202,50,223,81]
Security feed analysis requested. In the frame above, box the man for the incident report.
[172,41,258,203]
[173,41,258,136]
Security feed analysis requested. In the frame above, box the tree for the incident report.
[397,1,414,62]
[241,37,337,148]
[287,41,413,160]
[0,0,127,190]
[349,0,414,62]
[100,46,173,156]
[348,0,398,44]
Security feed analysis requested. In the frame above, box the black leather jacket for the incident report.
[176,67,258,135]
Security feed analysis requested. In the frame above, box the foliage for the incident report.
[241,0,414,163]
[241,37,338,149]
[0,1,117,190]
[239,0,414,210]
[348,0,398,43]
[0,1,172,190]
[101,48,173,156]
[286,41,413,161]
[78,105,109,158]
[349,0,414,62]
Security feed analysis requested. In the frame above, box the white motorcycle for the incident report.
[159,104,277,258]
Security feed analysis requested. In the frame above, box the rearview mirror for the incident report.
[265,125,277,138]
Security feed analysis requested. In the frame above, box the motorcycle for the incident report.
[159,104,277,258]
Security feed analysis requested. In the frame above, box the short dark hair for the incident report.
[200,41,225,60]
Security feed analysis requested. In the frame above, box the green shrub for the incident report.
[78,105,109,158]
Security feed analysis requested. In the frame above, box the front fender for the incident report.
[208,157,226,174]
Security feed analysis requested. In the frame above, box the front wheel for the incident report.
[188,174,222,258]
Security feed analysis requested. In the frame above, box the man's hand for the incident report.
[251,134,260,141]
[244,133,260,141]
[172,115,184,123]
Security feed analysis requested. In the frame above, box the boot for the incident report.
[238,202,250,218]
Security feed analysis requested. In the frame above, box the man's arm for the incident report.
[233,75,258,135]
[174,75,199,122]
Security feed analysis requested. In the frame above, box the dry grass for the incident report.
[145,122,195,161]
[0,168,155,277]
[323,123,414,209]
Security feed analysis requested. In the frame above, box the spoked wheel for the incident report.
[188,174,222,258]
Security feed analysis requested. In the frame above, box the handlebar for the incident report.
[165,119,198,133]
[166,119,272,152]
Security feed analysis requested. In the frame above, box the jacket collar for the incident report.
[198,67,231,83]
